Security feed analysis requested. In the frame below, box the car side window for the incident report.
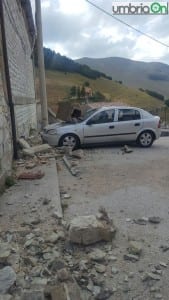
[118,109,141,122]
[89,109,115,124]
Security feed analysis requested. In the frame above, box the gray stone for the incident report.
[154,294,163,299]
[95,264,106,274]
[32,144,52,154]
[123,254,139,262]
[21,291,45,300]
[45,232,60,243]
[18,138,31,149]
[0,266,16,294]
[50,281,84,300]
[0,243,11,263]
[89,249,106,262]
[108,256,117,262]
[57,268,70,282]
[142,272,161,281]
[148,216,161,224]
[22,148,35,157]
[111,267,119,275]
[69,215,116,245]
[0,296,12,300]
[128,241,142,256]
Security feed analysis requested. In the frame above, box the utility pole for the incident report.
[35,0,48,128]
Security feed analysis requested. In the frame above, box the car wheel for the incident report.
[137,131,154,147]
[59,133,80,149]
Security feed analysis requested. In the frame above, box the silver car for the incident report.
[41,106,161,148]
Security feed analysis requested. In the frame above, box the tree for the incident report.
[70,86,76,97]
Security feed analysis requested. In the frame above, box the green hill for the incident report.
[42,69,164,113]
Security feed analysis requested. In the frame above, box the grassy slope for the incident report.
[44,70,164,113]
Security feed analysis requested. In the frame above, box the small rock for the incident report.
[123,254,139,262]
[142,272,161,281]
[150,286,161,293]
[63,194,71,199]
[69,215,116,245]
[154,294,163,299]
[108,255,117,262]
[0,266,16,294]
[111,267,119,275]
[89,249,106,262]
[0,243,11,263]
[95,264,106,274]
[148,217,161,224]
[95,288,113,300]
[21,290,45,300]
[128,241,142,256]
[134,217,148,225]
[42,197,51,205]
[57,268,70,282]
[45,232,60,244]
[159,262,167,268]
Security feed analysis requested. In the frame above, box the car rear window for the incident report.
[118,109,141,121]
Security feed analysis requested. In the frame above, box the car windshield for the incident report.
[82,108,99,121]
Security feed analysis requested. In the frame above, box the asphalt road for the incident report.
[58,137,169,300]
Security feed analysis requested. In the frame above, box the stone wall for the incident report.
[3,0,37,137]
[0,38,12,181]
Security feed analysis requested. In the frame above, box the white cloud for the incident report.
[58,0,88,15]
[30,0,169,64]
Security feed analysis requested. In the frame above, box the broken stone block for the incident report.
[22,148,35,157]
[128,241,142,256]
[89,249,106,262]
[72,149,84,159]
[32,144,52,154]
[21,290,45,300]
[50,281,84,300]
[69,215,116,245]
[18,138,31,149]
[0,266,16,294]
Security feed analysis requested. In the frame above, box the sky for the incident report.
[30,0,169,64]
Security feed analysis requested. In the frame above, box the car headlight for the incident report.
[47,129,57,135]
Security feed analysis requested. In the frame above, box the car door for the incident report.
[83,108,116,144]
[113,108,143,142]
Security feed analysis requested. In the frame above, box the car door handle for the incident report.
[134,123,140,126]
[109,125,115,129]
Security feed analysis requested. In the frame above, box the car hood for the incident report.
[44,121,80,131]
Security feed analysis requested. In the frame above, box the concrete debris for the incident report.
[18,138,31,149]
[148,216,161,224]
[123,254,139,262]
[25,162,36,169]
[71,149,84,159]
[0,266,16,294]
[21,291,45,300]
[95,288,113,300]
[111,267,119,274]
[69,215,116,245]
[128,241,142,256]
[22,148,35,157]
[57,268,71,282]
[32,144,52,154]
[63,155,79,176]
[89,249,106,262]
[121,145,133,154]
[134,217,148,225]
[0,296,12,300]
[49,281,85,300]
[95,264,106,274]
[142,272,161,281]
[18,170,45,180]
[0,243,11,263]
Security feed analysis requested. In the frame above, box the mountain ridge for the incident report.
[76,57,169,98]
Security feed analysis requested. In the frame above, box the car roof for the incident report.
[98,105,142,111]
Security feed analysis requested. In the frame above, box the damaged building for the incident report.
[0,0,37,186]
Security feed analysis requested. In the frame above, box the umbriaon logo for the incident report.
[112,1,169,15]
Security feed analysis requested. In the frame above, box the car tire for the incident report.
[137,130,154,147]
[59,133,80,149]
